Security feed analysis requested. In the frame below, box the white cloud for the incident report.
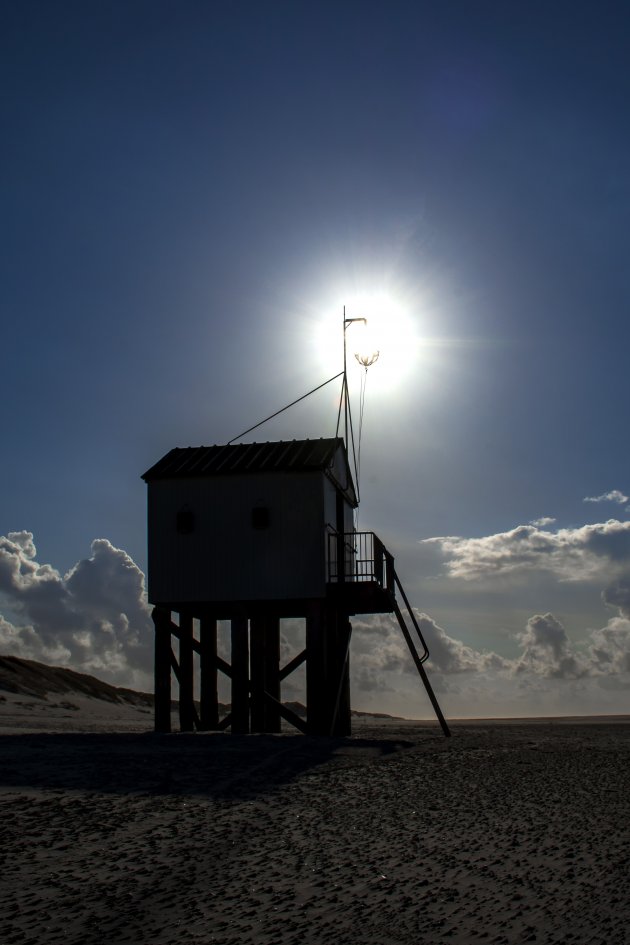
[602,575,630,618]
[422,519,630,582]
[348,603,630,720]
[415,519,630,691]
[0,532,153,688]
[354,607,630,684]
[350,610,513,695]
[414,612,511,674]
[529,516,556,527]
[514,613,588,679]
[350,615,410,692]
[584,489,628,504]
[587,618,630,676]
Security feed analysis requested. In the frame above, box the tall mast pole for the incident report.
[342,308,368,449]
[343,305,348,448]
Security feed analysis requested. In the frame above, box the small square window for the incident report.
[252,506,270,530]
[176,507,195,534]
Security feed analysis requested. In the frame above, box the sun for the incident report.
[313,290,420,393]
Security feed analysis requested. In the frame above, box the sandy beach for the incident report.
[1,697,629,945]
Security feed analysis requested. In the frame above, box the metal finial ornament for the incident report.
[355,349,379,368]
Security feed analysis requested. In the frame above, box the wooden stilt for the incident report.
[250,616,281,733]
[231,616,249,734]
[330,616,352,737]
[306,604,354,737]
[178,612,195,732]
[339,618,352,735]
[250,619,264,733]
[153,606,172,733]
[263,616,281,733]
[199,617,219,730]
[306,602,328,735]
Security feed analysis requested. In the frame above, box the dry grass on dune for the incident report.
[0,655,154,707]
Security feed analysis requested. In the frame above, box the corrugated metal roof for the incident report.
[142,438,347,481]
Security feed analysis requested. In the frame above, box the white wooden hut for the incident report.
[142,436,449,737]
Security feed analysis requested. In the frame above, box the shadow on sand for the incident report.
[0,731,417,799]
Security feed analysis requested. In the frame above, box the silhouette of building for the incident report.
[142,437,449,736]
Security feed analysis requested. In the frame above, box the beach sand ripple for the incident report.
[1,720,629,944]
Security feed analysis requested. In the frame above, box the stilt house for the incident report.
[142,436,449,736]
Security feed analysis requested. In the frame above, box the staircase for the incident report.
[328,531,451,737]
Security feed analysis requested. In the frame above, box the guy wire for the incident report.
[228,370,344,444]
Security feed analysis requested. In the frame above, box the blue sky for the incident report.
[2,1,630,717]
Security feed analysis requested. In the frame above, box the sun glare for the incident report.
[313,291,420,393]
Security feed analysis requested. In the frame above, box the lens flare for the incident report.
[344,292,419,391]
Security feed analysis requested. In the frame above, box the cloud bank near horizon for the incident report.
[351,608,630,686]
[0,526,629,715]
[408,514,630,713]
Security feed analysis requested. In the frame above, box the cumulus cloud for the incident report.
[514,613,588,679]
[414,613,511,674]
[602,575,630,618]
[529,516,556,527]
[422,520,630,581]
[351,611,512,694]
[407,517,630,708]
[0,532,153,688]
[584,490,628,504]
[351,600,630,699]
[587,618,630,676]
[350,615,410,692]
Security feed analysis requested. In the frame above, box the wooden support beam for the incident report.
[155,602,356,739]
[306,602,328,735]
[215,655,232,678]
[199,617,219,730]
[231,616,249,734]
[279,648,307,681]
[250,617,266,734]
[170,649,180,681]
[217,713,232,731]
[306,603,353,736]
[263,616,281,732]
[262,690,308,734]
[250,616,281,733]
[153,607,172,734]
[190,703,202,731]
[178,613,195,732]
[169,621,201,655]
[329,617,352,737]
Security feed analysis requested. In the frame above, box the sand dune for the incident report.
[0,656,402,736]
[0,655,154,734]
[1,658,629,944]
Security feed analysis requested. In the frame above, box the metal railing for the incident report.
[327,531,395,593]
[326,529,450,736]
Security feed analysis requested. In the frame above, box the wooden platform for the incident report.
[326,581,395,615]
[150,583,395,622]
